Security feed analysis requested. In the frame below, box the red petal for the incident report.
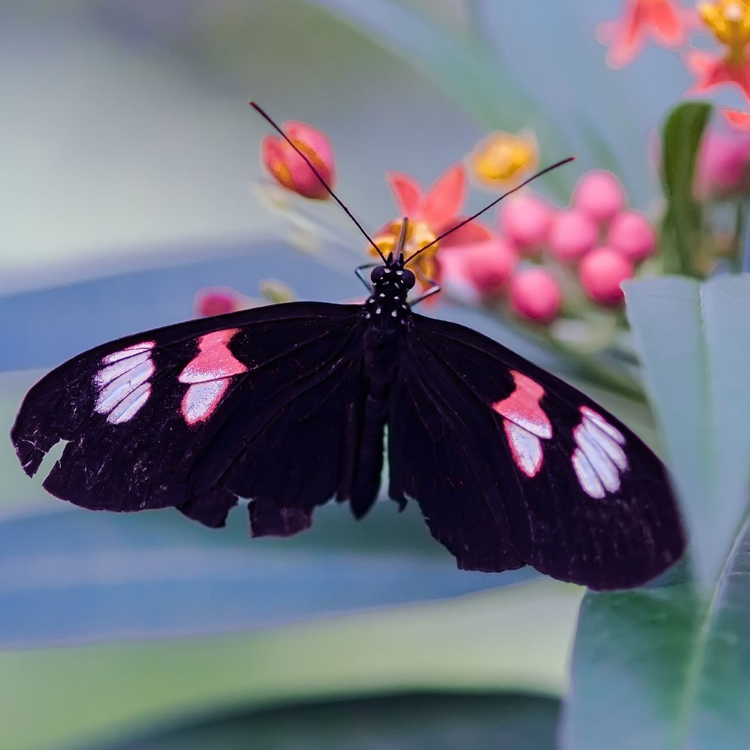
[422,164,466,228]
[386,172,424,218]
[440,217,494,248]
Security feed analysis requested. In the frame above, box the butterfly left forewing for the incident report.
[392,313,685,590]
[11,302,372,531]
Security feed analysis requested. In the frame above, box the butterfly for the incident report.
[10,105,685,591]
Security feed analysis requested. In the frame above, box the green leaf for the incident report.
[659,101,712,276]
[0,581,582,750]
[624,275,750,589]
[80,693,560,750]
[561,513,750,750]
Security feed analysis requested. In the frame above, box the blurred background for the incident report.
[0,1,710,748]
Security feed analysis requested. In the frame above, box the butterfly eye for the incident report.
[402,269,416,289]
[371,266,387,283]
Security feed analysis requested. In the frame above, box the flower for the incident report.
[448,236,518,296]
[573,170,627,224]
[723,107,750,127]
[687,1,750,101]
[194,287,248,317]
[509,268,563,324]
[694,126,750,198]
[579,247,635,305]
[467,130,539,190]
[371,164,492,283]
[261,120,336,200]
[498,191,554,256]
[606,211,657,261]
[548,209,599,264]
[598,0,694,68]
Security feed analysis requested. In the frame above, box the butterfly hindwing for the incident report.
[11,302,379,532]
[389,313,685,590]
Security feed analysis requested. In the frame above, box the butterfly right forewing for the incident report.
[389,312,684,591]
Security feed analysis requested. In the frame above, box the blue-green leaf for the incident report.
[624,275,750,589]
[561,513,750,749]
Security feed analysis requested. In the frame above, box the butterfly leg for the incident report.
[355,263,379,292]
[410,279,441,306]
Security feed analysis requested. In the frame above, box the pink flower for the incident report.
[606,211,657,262]
[445,236,518,296]
[687,2,750,102]
[261,121,336,200]
[598,0,694,68]
[573,171,627,224]
[510,268,563,324]
[374,165,492,284]
[194,287,248,317]
[579,247,635,306]
[723,107,750,128]
[548,209,599,264]
[498,192,554,256]
[694,126,750,199]
[686,49,750,101]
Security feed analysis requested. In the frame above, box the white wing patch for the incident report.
[572,407,628,498]
[94,342,156,424]
[503,420,543,477]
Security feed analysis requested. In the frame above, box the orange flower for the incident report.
[687,1,750,101]
[370,165,492,284]
[261,121,335,200]
[598,0,694,68]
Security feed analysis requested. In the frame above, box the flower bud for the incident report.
[573,170,626,224]
[510,268,563,324]
[498,192,553,256]
[606,210,657,263]
[445,237,517,296]
[548,209,598,263]
[579,247,634,306]
[261,121,335,200]
[194,287,248,317]
[694,128,750,200]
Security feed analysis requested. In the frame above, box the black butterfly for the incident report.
[10,106,685,591]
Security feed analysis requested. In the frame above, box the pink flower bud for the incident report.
[498,192,554,255]
[449,237,517,296]
[573,170,626,224]
[695,128,750,200]
[194,287,247,317]
[579,247,634,306]
[548,209,598,263]
[606,210,657,263]
[261,121,335,200]
[510,268,563,324]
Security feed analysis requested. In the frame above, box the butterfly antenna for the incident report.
[404,157,576,266]
[250,102,386,262]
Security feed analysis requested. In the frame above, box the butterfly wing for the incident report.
[388,313,685,590]
[12,301,376,534]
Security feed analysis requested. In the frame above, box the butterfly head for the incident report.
[365,258,415,323]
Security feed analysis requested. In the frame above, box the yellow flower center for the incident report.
[368,220,439,283]
[700,0,750,64]
[468,131,539,189]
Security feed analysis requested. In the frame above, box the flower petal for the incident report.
[422,164,467,228]
[439,217,494,248]
[386,172,424,218]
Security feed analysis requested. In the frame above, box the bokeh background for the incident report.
[0,1,718,748]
